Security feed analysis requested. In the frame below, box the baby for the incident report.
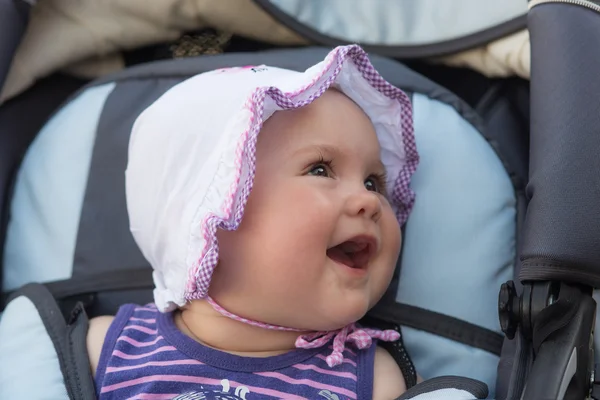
[87,45,419,399]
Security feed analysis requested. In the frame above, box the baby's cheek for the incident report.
[383,208,402,256]
[279,187,337,234]
[374,211,402,289]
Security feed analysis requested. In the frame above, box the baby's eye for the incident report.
[308,164,331,178]
[364,176,385,194]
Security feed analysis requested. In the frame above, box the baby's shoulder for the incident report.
[86,303,154,377]
[372,345,407,399]
[87,315,115,378]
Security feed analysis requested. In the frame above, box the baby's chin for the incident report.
[297,300,373,332]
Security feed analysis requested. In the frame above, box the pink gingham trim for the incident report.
[186,44,418,301]
[207,296,400,368]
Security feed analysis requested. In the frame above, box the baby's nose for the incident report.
[345,189,382,222]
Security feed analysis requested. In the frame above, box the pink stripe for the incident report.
[124,325,158,335]
[112,346,176,360]
[255,371,357,399]
[134,306,157,312]
[293,363,357,381]
[130,317,156,324]
[117,335,164,347]
[101,375,308,399]
[129,394,177,400]
[106,359,203,373]
[316,354,356,367]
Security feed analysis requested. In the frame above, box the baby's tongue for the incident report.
[327,245,355,268]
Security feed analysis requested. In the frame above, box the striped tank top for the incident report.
[95,304,376,399]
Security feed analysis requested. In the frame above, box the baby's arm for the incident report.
[372,346,407,400]
[86,316,115,377]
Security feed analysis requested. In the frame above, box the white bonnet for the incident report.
[125,45,418,312]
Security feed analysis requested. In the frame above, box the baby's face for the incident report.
[210,90,401,331]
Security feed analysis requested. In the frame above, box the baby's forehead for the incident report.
[256,118,384,176]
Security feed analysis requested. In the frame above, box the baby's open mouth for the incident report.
[326,236,376,270]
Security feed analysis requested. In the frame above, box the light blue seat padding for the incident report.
[398,93,516,396]
[2,83,115,291]
[0,296,68,399]
[407,388,481,400]
[267,0,526,45]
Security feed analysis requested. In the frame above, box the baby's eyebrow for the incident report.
[375,159,387,176]
[292,144,338,159]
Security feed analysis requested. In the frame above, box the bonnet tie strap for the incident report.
[207,296,400,368]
